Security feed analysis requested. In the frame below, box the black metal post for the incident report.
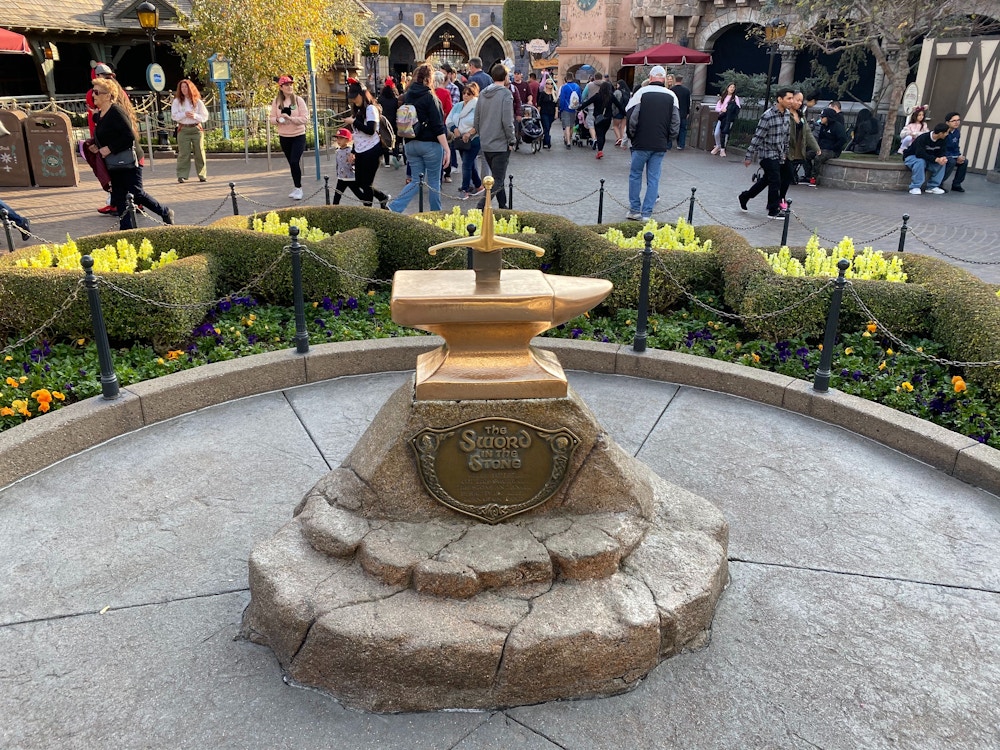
[288,225,309,354]
[632,232,654,352]
[125,193,137,228]
[781,199,792,246]
[813,258,851,393]
[507,174,514,209]
[597,179,605,224]
[1,209,14,253]
[467,222,476,269]
[764,46,777,107]
[687,187,696,224]
[897,213,909,254]
[81,255,120,400]
[229,182,239,215]
[324,175,331,205]
[418,173,425,213]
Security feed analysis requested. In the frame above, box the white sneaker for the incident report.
[927,187,945,195]
[909,188,922,195]
[290,187,303,200]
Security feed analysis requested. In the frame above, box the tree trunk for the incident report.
[878,68,908,161]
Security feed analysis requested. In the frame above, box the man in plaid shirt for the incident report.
[739,87,796,218]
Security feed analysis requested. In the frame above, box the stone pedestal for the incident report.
[243,378,729,712]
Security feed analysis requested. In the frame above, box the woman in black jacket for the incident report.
[537,78,557,149]
[89,77,173,229]
[577,81,625,159]
[345,80,391,209]
[377,80,402,167]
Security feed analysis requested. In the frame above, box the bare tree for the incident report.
[766,0,996,159]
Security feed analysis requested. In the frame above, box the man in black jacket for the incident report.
[805,108,848,186]
[902,123,949,195]
[624,65,679,221]
[670,74,691,150]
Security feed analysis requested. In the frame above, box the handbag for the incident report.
[104,146,138,170]
[453,135,473,151]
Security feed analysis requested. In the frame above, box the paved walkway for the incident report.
[1,369,999,748]
[3,141,1000,283]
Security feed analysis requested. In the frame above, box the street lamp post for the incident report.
[136,1,169,147]
[368,38,381,91]
[763,19,788,105]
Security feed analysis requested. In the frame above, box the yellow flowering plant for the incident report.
[15,236,179,274]
[601,218,712,253]
[416,206,536,236]
[251,211,331,242]
[759,235,906,282]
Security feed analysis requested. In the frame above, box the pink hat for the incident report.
[336,128,352,140]
[276,75,294,85]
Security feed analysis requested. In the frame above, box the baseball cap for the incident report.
[94,63,113,75]
[276,75,294,85]
[820,107,837,119]
[649,65,666,78]
[440,62,454,73]
[336,128,352,140]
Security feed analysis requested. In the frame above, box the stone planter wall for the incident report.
[820,157,911,192]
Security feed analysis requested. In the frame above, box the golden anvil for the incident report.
[391,177,612,400]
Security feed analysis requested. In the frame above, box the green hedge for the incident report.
[714,229,933,340]
[0,252,215,349]
[902,253,1000,395]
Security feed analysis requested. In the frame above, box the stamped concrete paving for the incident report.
[1,371,998,748]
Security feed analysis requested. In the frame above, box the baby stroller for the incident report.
[519,104,543,153]
[572,110,589,147]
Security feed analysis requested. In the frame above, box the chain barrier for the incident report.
[693,197,773,231]
[190,195,234,226]
[905,227,1000,266]
[600,192,688,219]
[97,247,291,310]
[299,247,393,286]
[788,210,899,246]
[0,280,85,356]
[844,286,1000,368]
[650,251,837,322]
[234,184,325,211]
[511,182,601,207]
[578,251,644,279]
[424,181,479,204]
[13,225,59,247]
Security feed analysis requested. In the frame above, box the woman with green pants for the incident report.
[170,79,209,183]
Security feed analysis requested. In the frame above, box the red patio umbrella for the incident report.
[622,42,711,66]
[0,28,31,54]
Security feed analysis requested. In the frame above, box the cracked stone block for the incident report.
[496,574,660,706]
[438,524,553,590]
[412,559,481,598]
[294,467,373,515]
[544,521,623,580]
[358,521,467,586]
[299,494,371,558]
[289,590,527,712]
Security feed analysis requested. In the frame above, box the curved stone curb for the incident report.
[2,338,998,498]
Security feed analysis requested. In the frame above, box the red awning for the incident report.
[621,42,711,66]
[0,28,31,54]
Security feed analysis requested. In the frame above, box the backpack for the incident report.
[396,103,418,139]
[378,114,396,150]
[569,89,580,109]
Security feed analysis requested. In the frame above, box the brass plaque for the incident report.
[411,418,580,523]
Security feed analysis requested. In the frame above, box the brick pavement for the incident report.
[3,142,999,282]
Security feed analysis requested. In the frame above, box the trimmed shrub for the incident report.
[0,251,216,349]
[903,253,1000,394]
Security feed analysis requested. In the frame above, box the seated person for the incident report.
[901,123,950,195]
[804,108,848,185]
[942,112,967,192]
[847,108,881,154]
[0,197,30,241]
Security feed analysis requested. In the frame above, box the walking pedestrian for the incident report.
[388,63,450,213]
[557,73,582,148]
[89,78,174,229]
[623,65,679,221]
[269,75,309,201]
[446,82,483,199]
[344,80,391,209]
[84,62,117,215]
[378,79,402,167]
[578,80,625,159]
[739,87,794,218]
[612,80,630,147]
[537,78,557,149]
[474,65,516,210]
[170,79,208,183]
[712,83,741,156]
[783,91,819,197]
[671,74,691,150]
